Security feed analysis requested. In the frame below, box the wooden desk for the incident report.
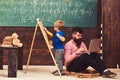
[0,46,23,77]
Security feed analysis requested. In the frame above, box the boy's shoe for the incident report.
[102,70,117,78]
[52,70,58,74]
[52,70,66,76]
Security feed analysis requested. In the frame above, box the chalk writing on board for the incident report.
[0,0,97,27]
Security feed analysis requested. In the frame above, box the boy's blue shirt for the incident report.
[53,30,64,49]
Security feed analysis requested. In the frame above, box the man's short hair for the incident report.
[72,27,83,34]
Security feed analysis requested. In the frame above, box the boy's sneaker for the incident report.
[52,70,58,74]
[52,70,66,76]
[102,70,117,78]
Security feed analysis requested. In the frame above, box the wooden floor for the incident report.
[0,65,120,80]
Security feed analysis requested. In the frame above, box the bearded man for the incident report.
[64,28,117,78]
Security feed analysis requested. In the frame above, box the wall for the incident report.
[0,27,101,65]
[0,0,101,65]
[103,0,120,68]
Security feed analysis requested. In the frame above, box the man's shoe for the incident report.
[102,70,117,78]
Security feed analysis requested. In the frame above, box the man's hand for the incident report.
[75,48,85,55]
[96,47,102,54]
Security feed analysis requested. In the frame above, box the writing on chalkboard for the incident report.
[0,0,97,27]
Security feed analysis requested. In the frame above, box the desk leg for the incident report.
[8,49,17,77]
[0,50,3,69]
[17,47,23,70]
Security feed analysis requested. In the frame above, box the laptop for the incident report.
[88,39,101,52]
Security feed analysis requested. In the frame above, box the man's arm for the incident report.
[64,43,79,63]
[75,42,90,55]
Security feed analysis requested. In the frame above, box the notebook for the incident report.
[88,39,101,52]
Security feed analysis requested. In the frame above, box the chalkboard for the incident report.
[0,0,98,27]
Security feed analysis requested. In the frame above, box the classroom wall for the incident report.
[103,0,120,68]
[0,0,119,68]
[0,27,101,65]
[0,0,101,65]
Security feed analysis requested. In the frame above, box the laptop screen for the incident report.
[89,39,101,52]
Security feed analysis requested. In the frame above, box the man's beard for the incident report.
[73,38,82,47]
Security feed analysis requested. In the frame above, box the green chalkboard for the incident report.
[0,0,98,27]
